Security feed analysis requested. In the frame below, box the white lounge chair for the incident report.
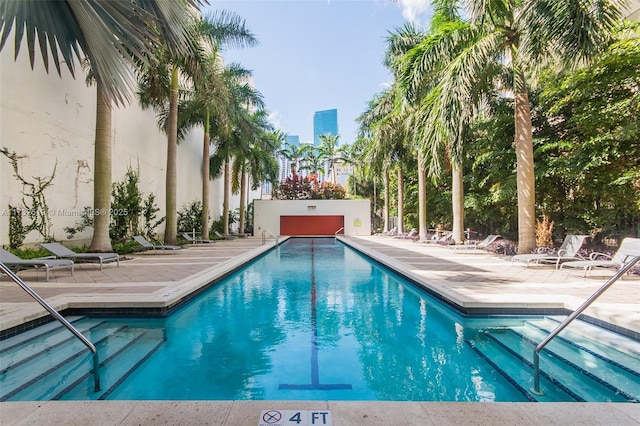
[40,242,119,270]
[450,234,501,251]
[133,236,181,253]
[395,228,419,240]
[420,233,452,245]
[214,231,238,240]
[560,237,640,277]
[1,248,74,281]
[511,235,588,269]
[181,232,214,244]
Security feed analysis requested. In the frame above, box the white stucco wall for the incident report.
[253,199,371,236]
[0,46,250,246]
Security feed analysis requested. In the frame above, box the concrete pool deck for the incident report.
[0,235,638,425]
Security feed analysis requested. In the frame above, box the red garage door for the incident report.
[280,215,344,236]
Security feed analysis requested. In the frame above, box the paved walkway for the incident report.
[1,236,638,425]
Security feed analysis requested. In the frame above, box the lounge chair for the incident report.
[511,235,589,269]
[40,242,119,270]
[181,232,214,244]
[213,231,238,240]
[420,232,452,245]
[450,234,501,251]
[395,228,419,240]
[133,236,182,253]
[560,237,640,277]
[1,248,74,281]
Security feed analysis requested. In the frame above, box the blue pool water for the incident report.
[3,238,639,402]
[107,237,528,401]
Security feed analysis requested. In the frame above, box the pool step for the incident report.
[468,318,640,403]
[0,317,165,401]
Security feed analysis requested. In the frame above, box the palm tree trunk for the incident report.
[383,170,390,233]
[397,167,404,235]
[418,151,428,241]
[451,161,464,244]
[223,156,230,236]
[89,83,113,252]
[201,110,210,240]
[239,165,247,234]
[514,71,536,254]
[164,65,179,245]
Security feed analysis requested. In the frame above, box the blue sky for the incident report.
[207,1,433,146]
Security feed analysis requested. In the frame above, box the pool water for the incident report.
[107,238,528,401]
[3,238,638,402]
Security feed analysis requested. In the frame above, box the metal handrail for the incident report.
[0,262,101,391]
[261,229,278,246]
[334,227,344,235]
[531,255,640,395]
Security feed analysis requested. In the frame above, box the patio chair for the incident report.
[40,242,119,270]
[181,232,214,244]
[395,228,419,240]
[560,237,640,277]
[511,235,588,269]
[450,234,501,251]
[213,231,238,240]
[1,248,74,281]
[419,232,452,245]
[132,236,182,253]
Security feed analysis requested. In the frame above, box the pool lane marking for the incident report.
[279,238,352,391]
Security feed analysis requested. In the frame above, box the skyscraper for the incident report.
[313,109,338,146]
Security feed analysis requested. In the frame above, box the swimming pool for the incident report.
[1,238,638,402]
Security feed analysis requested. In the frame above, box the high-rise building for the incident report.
[313,109,338,146]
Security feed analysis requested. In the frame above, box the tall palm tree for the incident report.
[358,84,413,235]
[399,0,624,253]
[1,0,202,251]
[318,133,341,183]
[231,110,280,233]
[208,65,265,236]
[397,1,471,244]
[138,10,257,245]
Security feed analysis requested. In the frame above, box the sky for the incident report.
[207,0,434,146]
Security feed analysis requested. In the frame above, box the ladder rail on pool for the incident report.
[0,261,101,392]
[531,255,640,396]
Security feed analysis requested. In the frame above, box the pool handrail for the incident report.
[531,255,640,395]
[334,227,344,235]
[261,229,278,246]
[0,261,101,392]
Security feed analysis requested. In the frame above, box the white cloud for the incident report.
[396,0,431,25]
[268,110,283,130]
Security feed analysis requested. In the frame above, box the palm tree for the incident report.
[358,81,414,236]
[280,140,306,175]
[231,110,280,233]
[138,10,257,245]
[298,145,327,179]
[318,134,341,183]
[208,65,265,236]
[398,0,624,253]
[1,0,202,251]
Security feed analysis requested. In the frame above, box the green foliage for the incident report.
[534,31,640,240]
[7,205,27,250]
[63,207,94,240]
[272,173,346,200]
[141,193,164,240]
[1,148,56,243]
[3,246,52,259]
[110,167,164,241]
[178,201,204,233]
[111,240,142,255]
